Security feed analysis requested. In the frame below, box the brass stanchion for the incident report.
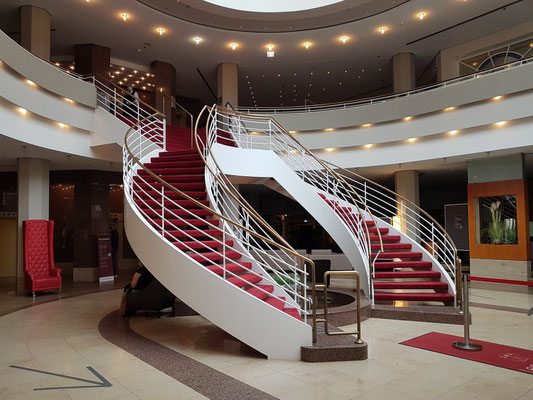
[453,274,482,351]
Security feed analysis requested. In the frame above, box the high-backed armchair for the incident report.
[23,220,62,297]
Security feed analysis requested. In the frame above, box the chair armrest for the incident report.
[51,268,62,277]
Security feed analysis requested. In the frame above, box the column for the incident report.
[74,44,111,78]
[20,5,51,61]
[394,170,420,241]
[151,60,176,122]
[217,62,239,107]
[16,158,50,294]
[392,52,416,93]
[467,154,530,284]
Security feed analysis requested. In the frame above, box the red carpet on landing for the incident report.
[401,332,533,375]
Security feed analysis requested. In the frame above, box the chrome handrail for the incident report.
[235,58,533,115]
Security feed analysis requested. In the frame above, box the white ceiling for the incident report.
[0,0,532,107]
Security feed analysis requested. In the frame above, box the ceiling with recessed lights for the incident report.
[0,0,532,108]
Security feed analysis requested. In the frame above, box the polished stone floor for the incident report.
[0,281,531,399]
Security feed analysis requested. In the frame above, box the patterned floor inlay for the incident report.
[98,310,279,400]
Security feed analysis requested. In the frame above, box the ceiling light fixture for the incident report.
[444,107,456,111]
[157,28,165,35]
[303,42,311,49]
[408,138,417,142]
[121,13,128,21]
[325,148,335,152]
[230,42,238,50]
[495,121,507,126]
[340,36,349,44]
[403,116,413,121]
[378,27,387,34]
[364,144,373,148]
[17,107,27,115]
[325,128,334,132]
[449,130,458,135]
[26,79,35,86]
[417,12,426,20]
[194,37,202,45]
[362,123,372,128]
[492,95,503,101]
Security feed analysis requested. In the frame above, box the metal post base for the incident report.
[453,341,483,351]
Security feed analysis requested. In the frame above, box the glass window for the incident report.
[478,195,517,245]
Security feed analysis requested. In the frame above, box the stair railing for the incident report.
[323,161,461,308]
[207,106,384,301]
[162,95,195,149]
[124,112,323,340]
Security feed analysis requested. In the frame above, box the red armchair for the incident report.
[23,220,62,297]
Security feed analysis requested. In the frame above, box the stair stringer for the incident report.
[211,143,370,296]
[124,198,311,360]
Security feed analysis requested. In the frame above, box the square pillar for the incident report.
[74,43,111,78]
[217,62,239,107]
[151,60,176,122]
[392,52,416,93]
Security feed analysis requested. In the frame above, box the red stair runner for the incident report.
[132,129,302,320]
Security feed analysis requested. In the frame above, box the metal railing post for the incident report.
[453,274,482,351]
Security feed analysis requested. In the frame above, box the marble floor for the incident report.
[0,283,531,399]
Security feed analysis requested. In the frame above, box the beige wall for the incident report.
[438,20,533,81]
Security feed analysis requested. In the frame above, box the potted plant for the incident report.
[487,201,504,244]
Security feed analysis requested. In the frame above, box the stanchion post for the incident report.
[453,274,482,351]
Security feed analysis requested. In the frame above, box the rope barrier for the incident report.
[468,276,533,287]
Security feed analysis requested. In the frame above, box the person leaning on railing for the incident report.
[123,87,139,119]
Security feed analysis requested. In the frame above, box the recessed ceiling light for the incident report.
[194,37,202,45]
[340,36,349,44]
[230,42,238,50]
[157,28,165,35]
[417,12,426,20]
[303,42,312,49]
[378,27,387,34]
[530,42,533,48]
[121,13,128,21]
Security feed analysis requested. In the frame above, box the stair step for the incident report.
[134,174,204,183]
[368,228,389,234]
[139,190,207,200]
[246,285,274,300]
[135,182,205,191]
[163,229,221,239]
[374,281,448,290]
[265,296,286,310]
[283,307,302,321]
[172,240,233,251]
[207,262,252,276]
[373,251,422,259]
[374,261,432,269]
[228,273,262,288]
[145,160,204,169]
[149,219,218,228]
[151,154,202,162]
[158,149,199,157]
[134,199,208,209]
[189,251,242,263]
[374,292,454,303]
[374,271,441,279]
[140,208,213,218]
[371,243,412,250]
[139,167,205,176]
[370,235,401,242]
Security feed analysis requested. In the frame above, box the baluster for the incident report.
[161,186,165,238]
[222,224,227,280]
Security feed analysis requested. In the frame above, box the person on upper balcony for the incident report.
[122,86,139,120]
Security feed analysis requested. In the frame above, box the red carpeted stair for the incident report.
[318,193,453,305]
[133,124,301,320]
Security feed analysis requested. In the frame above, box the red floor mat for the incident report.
[401,332,533,375]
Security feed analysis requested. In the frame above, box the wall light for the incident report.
[444,107,456,111]
[362,123,372,128]
[495,121,507,127]
[325,128,335,132]
[492,95,503,101]
[26,79,36,86]
[403,116,413,121]
[408,138,417,142]
[364,144,373,148]
[325,148,335,152]
[17,107,27,115]
[448,130,458,135]
[289,130,298,134]
[58,122,65,128]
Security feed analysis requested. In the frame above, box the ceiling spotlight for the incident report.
[364,144,373,148]
[17,107,27,115]
[194,37,202,45]
[417,12,426,20]
[448,130,458,135]
[121,13,128,21]
[379,27,387,34]
[408,138,417,142]
[325,148,335,152]
[157,28,165,35]
[492,95,503,101]
[303,42,311,49]
[230,42,238,50]
[26,79,35,86]
[325,128,335,132]
[340,36,349,44]
[495,121,507,127]
[444,107,456,111]
[362,123,372,128]
[58,122,65,128]
[403,116,413,121]
[266,44,274,51]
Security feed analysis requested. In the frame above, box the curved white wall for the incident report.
[267,62,533,168]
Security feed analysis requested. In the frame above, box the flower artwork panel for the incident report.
[478,195,517,245]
